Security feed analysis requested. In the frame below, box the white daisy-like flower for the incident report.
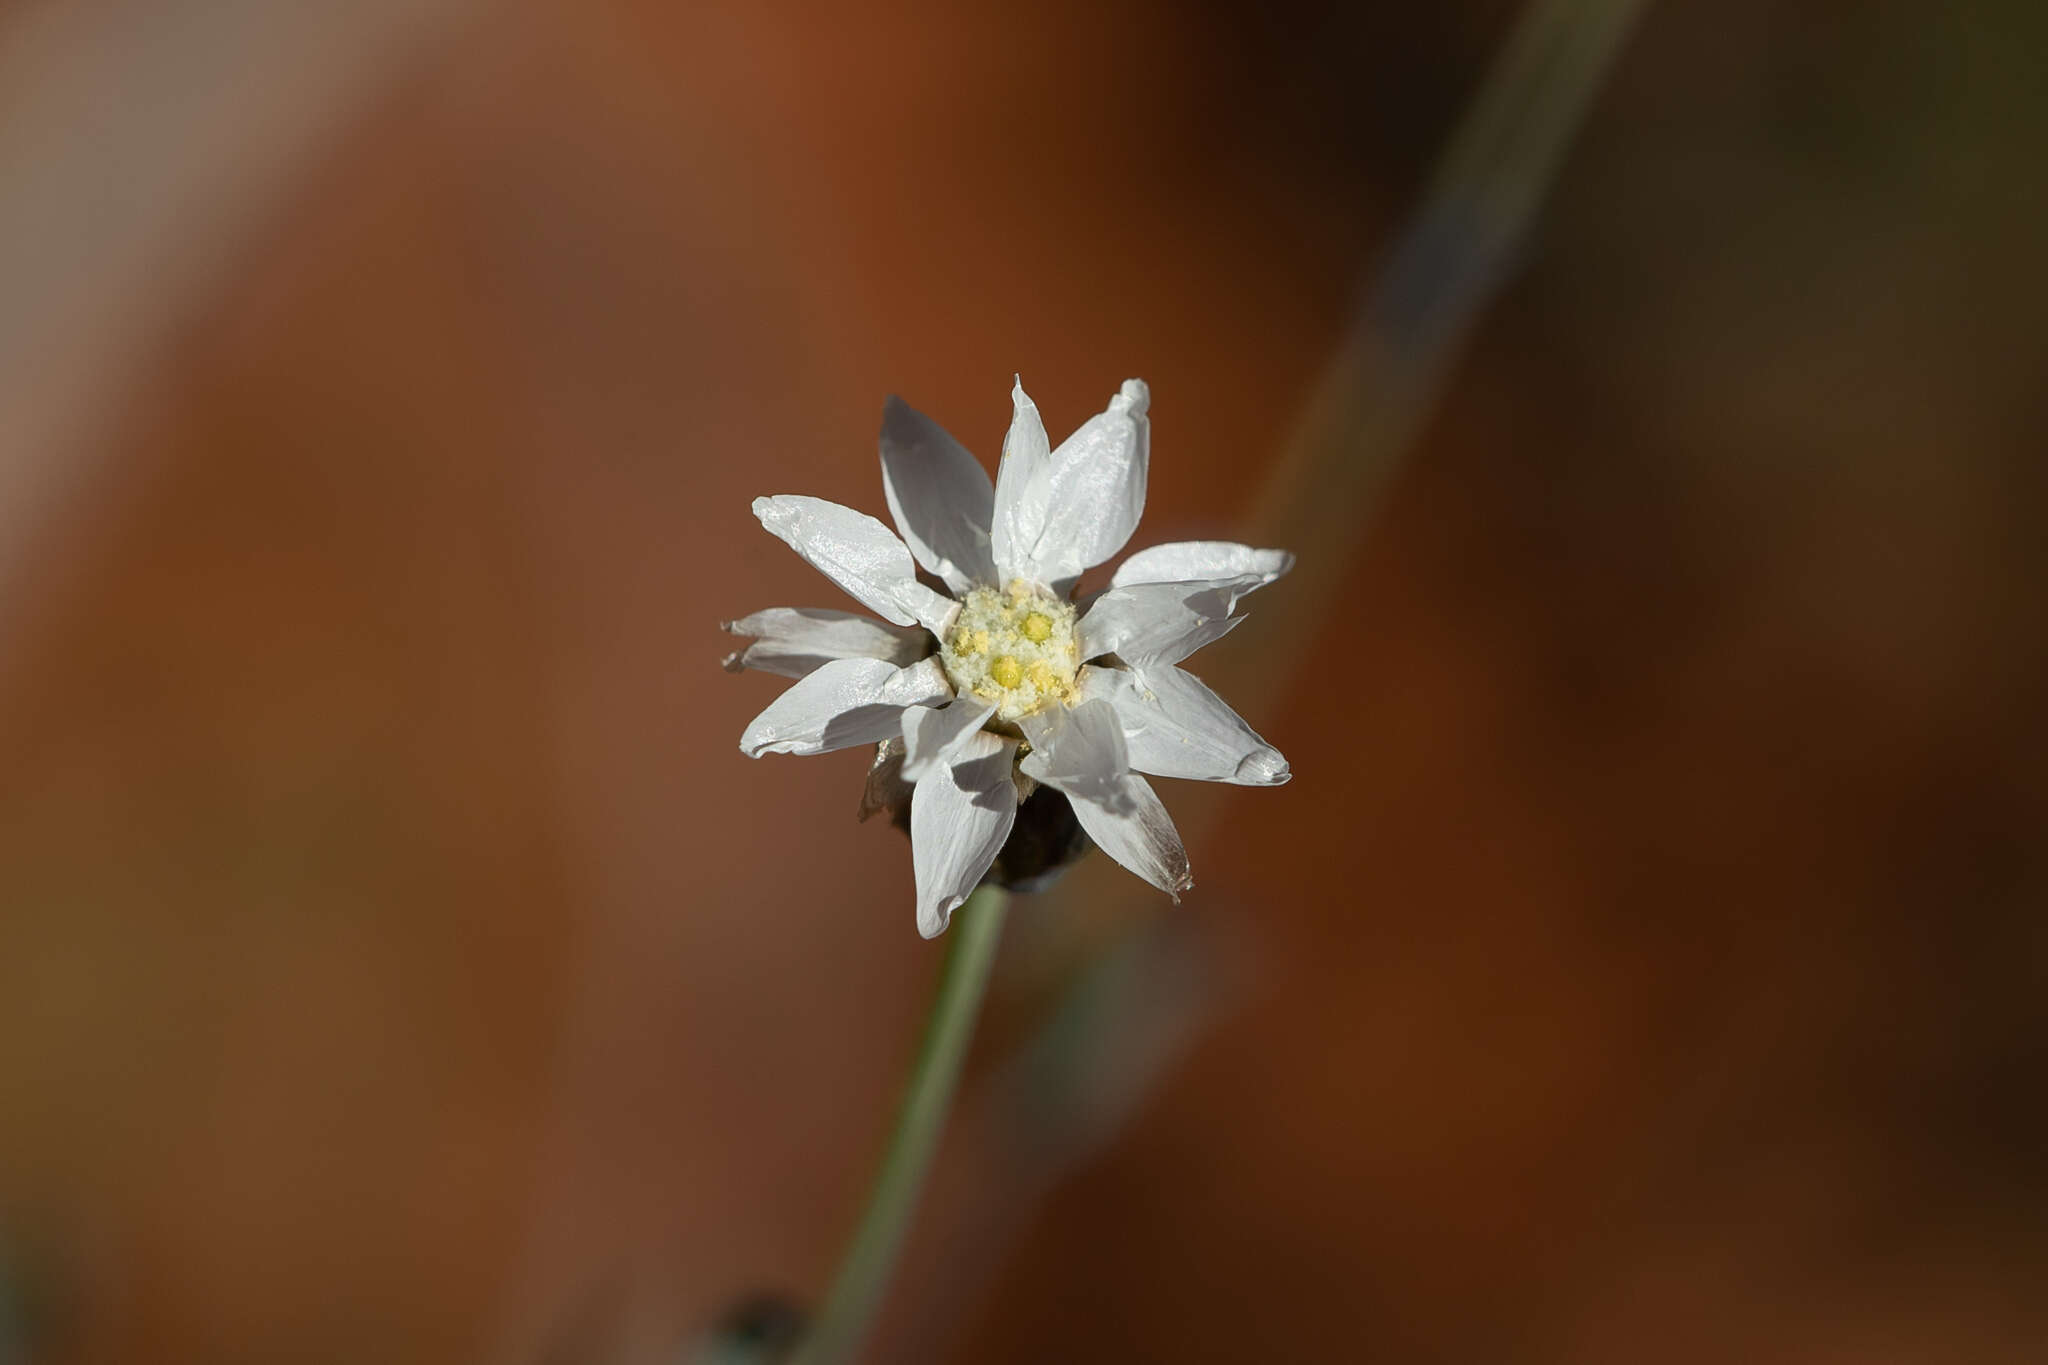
[725,377,1293,938]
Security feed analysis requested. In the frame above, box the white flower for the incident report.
[726,378,1293,938]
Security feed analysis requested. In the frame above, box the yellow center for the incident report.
[939,581,1080,722]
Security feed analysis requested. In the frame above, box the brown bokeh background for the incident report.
[2,1,2044,1361]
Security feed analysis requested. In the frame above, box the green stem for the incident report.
[790,885,1010,1365]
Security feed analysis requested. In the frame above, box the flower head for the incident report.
[725,378,1292,937]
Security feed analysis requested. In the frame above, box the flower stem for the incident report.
[790,885,1009,1365]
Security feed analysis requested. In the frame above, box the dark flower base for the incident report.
[866,738,1094,894]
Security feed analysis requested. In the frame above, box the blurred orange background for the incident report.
[2,1,2044,1361]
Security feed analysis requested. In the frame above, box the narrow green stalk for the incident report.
[790,885,1010,1365]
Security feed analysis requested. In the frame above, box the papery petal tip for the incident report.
[918,897,962,939]
[1238,750,1290,784]
[1113,378,1150,416]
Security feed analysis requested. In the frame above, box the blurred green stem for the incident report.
[789,885,1009,1365]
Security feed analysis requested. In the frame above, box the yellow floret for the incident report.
[939,583,1082,723]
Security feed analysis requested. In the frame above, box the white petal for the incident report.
[879,397,998,594]
[1111,541,1294,595]
[1091,665,1290,786]
[1075,577,1254,666]
[1020,701,1191,900]
[722,607,928,679]
[911,732,1019,938]
[991,378,1150,589]
[1018,697,1128,802]
[900,697,998,783]
[1071,771,1192,900]
[753,495,958,634]
[990,377,1051,586]
[739,657,950,757]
